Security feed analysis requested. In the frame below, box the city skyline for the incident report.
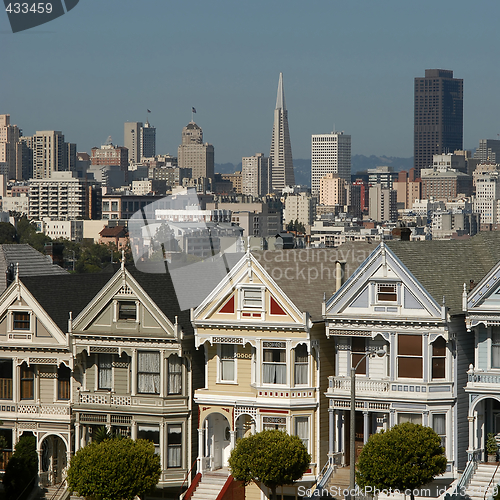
[2,1,500,164]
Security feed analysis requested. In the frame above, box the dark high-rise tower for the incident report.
[414,69,463,177]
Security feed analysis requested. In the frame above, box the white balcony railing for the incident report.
[328,376,390,393]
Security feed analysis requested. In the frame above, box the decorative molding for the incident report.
[29,358,58,364]
[263,341,286,349]
[212,337,244,344]
[89,347,119,354]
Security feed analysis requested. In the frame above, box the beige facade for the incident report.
[283,192,316,227]
[319,173,346,206]
[0,114,21,179]
[242,153,269,197]
[178,122,214,182]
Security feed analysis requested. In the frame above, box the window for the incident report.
[58,364,71,400]
[98,354,112,390]
[167,425,182,468]
[352,337,366,375]
[118,302,136,321]
[295,417,309,452]
[397,335,422,378]
[294,344,308,385]
[263,348,286,384]
[13,312,30,330]
[138,424,160,454]
[398,413,422,425]
[377,283,397,302]
[432,414,446,449]
[20,364,34,400]
[492,330,500,369]
[137,351,160,394]
[432,337,446,379]
[168,355,182,395]
[220,345,235,382]
[0,360,12,400]
[242,289,262,309]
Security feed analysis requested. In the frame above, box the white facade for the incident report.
[241,153,269,197]
[38,218,84,242]
[474,172,500,224]
[311,131,351,195]
[283,192,316,227]
[32,131,65,179]
[2,194,28,214]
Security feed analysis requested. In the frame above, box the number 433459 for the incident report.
[5,3,53,14]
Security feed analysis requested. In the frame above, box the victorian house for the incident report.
[0,260,200,497]
[323,237,498,483]
[190,246,374,500]
[464,256,500,462]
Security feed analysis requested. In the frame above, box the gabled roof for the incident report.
[19,262,192,335]
[387,232,500,316]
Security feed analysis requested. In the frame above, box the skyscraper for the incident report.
[177,122,214,182]
[0,114,20,179]
[242,153,270,197]
[269,72,294,191]
[32,130,66,179]
[311,131,351,195]
[124,121,156,163]
[474,139,500,163]
[414,69,463,176]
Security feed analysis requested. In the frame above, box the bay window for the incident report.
[167,425,182,468]
[137,351,160,394]
[397,334,422,379]
[98,354,112,390]
[167,355,182,395]
[294,344,308,385]
[220,345,235,382]
[295,416,310,452]
[432,337,446,379]
[492,329,500,369]
[20,364,34,400]
[263,346,286,385]
[352,337,367,375]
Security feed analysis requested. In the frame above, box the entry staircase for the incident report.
[464,463,500,500]
[187,469,231,500]
[41,482,68,500]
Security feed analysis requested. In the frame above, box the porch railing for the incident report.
[467,372,500,385]
[445,449,481,500]
[329,376,390,393]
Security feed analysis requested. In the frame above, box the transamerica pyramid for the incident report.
[269,72,295,191]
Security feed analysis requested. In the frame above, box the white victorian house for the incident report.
[323,238,498,480]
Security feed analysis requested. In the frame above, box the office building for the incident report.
[283,192,316,227]
[311,131,351,194]
[319,173,346,206]
[421,169,472,200]
[414,69,463,176]
[177,122,214,182]
[474,171,500,224]
[141,121,156,158]
[369,184,397,222]
[28,171,102,220]
[242,153,269,197]
[474,139,500,163]
[32,131,75,179]
[269,73,295,191]
[0,114,21,179]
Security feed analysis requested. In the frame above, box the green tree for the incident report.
[0,222,17,244]
[228,430,310,500]
[356,423,447,500]
[3,434,38,500]
[67,438,161,500]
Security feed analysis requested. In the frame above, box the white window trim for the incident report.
[217,344,237,384]
[262,344,287,387]
[96,353,114,392]
[237,285,266,321]
[7,308,34,341]
[294,415,311,453]
[294,344,309,387]
[113,300,139,323]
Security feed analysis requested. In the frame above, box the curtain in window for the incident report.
[263,349,286,384]
[492,331,500,368]
[433,414,446,435]
[168,356,182,394]
[168,425,182,467]
[294,345,308,385]
[398,413,422,425]
[138,351,160,394]
[98,354,112,390]
[295,417,309,451]
[221,345,235,381]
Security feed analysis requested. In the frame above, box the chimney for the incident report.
[335,261,346,292]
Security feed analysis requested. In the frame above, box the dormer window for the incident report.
[377,283,397,302]
[13,312,30,330]
[242,289,262,309]
[118,302,136,321]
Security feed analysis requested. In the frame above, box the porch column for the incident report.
[131,349,137,396]
[328,408,334,456]
[197,428,204,474]
[229,431,236,451]
[423,410,429,427]
[75,422,80,453]
[468,416,475,452]
[131,421,137,440]
[389,409,395,428]
[363,411,369,444]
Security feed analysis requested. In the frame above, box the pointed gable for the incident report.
[326,242,442,319]
[194,252,306,331]
[467,260,500,312]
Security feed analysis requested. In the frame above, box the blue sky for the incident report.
[2,0,500,164]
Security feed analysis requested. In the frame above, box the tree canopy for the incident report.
[3,434,38,500]
[356,423,447,500]
[67,438,161,500]
[228,430,310,500]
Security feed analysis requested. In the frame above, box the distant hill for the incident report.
[214,155,413,188]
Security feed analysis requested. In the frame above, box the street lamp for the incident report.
[349,348,386,496]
